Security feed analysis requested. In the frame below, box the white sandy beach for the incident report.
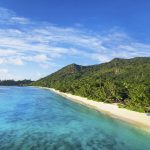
[39,87,150,132]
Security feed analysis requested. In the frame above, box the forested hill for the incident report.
[31,57,150,113]
[0,80,33,86]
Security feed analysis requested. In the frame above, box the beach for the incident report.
[39,87,150,132]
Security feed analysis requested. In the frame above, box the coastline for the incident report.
[39,86,150,132]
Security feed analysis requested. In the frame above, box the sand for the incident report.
[39,87,150,132]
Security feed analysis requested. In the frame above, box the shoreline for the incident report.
[39,86,150,133]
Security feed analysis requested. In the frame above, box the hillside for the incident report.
[31,57,150,113]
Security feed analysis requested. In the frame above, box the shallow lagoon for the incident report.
[0,86,150,150]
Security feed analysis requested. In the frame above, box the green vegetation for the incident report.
[0,80,33,86]
[31,57,150,113]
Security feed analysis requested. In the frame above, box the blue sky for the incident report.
[0,0,150,80]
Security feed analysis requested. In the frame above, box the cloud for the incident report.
[33,54,48,62]
[9,58,24,65]
[0,58,5,64]
[0,50,17,56]
[90,54,111,62]
[0,68,8,73]
[11,17,29,24]
[0,7,29,25]
[0,57,24,65]
[0,26,149,66]
[23,54,49,63]
[0,68,9,79]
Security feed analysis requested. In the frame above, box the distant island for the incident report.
[31,57,150,113]
[0,79,33,86]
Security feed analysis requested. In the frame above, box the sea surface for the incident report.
[0,86,150,150]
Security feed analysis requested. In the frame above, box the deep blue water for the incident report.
[0,86,150,150]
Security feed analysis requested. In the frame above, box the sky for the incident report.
[0,0,150,80]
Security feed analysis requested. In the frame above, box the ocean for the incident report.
[0,86,150,150]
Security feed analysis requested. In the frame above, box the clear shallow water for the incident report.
[0,87,150,150]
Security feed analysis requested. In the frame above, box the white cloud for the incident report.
[0,57,24,65]
[11,17,29,24]
[0,58,5,64]
[31,54,48,63]
[0,50,18,56]
[0,7,29,25]
[90,54,111,62]
[9,58,24,65]
[0,69,8,74]
[1,26,149,66]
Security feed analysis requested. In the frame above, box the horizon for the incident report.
[0,0,150,80]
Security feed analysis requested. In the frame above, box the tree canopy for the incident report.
[0,80,33,86]
[31,57,150,113]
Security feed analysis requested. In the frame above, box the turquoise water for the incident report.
[0,87,150,150]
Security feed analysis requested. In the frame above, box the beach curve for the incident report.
[39,87,150,133]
